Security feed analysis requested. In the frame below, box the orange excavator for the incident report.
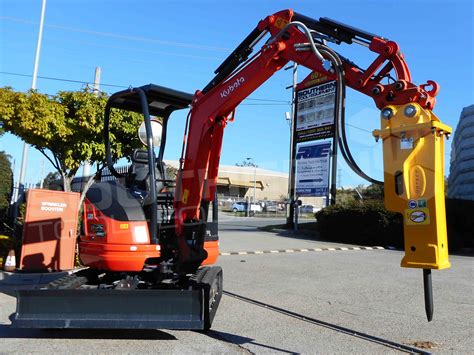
[13,9,450,330]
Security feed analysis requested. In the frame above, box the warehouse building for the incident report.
[448,105,474,200]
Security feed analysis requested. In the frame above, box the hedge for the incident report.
[314,198,474,251]
[315,200,404,247]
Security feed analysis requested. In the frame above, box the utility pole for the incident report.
[285,62,297,228]
[39,158,45,188]
[82,66,101,179]
[93,66,101,95]
[13,0,47,222]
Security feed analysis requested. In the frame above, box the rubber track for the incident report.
[45,273,88,290]
[224,290,431,354]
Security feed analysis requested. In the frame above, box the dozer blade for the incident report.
[13,289,205,329]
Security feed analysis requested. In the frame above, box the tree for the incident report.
[362,183,384,200]
[235,160,258,167]
[0,151,13,223]
[42,171,61,190]
[0,87,145,205]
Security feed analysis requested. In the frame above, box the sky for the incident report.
[0,0,473,188]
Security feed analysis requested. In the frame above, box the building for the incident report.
[448,105,474,200]
[166,161,324,207]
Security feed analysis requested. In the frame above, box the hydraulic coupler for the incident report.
[373,103,452,321]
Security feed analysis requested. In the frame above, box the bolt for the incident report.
[395,81,404,90]
[381,108,393,119]
[404,104,417,117]
[372,86,381,95]
[446,133,450,140]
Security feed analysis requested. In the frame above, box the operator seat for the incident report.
[127,149,168,197]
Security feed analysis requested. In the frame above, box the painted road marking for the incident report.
[220,246,387,256]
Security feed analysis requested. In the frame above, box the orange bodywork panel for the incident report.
[80,198,219,272]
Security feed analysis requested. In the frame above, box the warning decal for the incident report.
[405,208,430,226]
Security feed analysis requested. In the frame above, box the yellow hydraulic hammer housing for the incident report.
[373,103,452,270]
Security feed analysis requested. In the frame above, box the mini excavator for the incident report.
[13,9,451,330]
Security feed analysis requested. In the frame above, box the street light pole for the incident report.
[285,62,298,228]
[246,157,256,203]
[13,0,47,222]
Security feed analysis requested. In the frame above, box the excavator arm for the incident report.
[175,9,447,252]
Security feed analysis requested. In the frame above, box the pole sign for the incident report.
[295,80,336,143]
[295,140,332,197]
[291,75,337,198]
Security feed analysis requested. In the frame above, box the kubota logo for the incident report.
[220,77,245,98]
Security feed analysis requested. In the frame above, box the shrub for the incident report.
[0,151,13,223]
[314,200,404,247]
[315,198,473,251]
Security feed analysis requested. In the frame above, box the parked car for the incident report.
[231,202,262,213]
[264,201,279,212]
[232,202,246,212]
[299,204,317,214]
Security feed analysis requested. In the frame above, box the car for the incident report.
[231,202,262,213]
[264,201,280,212]
[232,202,247,212]
[299,204,317,214]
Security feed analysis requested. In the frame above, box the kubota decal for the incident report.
[220,77,245,98]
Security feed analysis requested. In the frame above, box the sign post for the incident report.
[288,71,338,228]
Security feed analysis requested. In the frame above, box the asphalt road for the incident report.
[0,215,472,353]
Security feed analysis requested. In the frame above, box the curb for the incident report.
[219,246,386,256]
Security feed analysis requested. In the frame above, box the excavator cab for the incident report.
[78,84,219,271]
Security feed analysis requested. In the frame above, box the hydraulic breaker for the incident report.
[373,103,452,321]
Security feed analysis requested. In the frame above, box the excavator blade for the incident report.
[12,289,205,329]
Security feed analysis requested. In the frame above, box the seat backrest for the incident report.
[128,149,167,192]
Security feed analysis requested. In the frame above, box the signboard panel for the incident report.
[295,140,332,197]
[295,80,336,143]
[20,189,80,271]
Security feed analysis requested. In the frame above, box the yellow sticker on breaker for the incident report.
[405,208,430,225]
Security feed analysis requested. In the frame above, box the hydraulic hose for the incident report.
[315,43,383,186]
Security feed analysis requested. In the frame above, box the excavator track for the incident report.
[44,273,89,290]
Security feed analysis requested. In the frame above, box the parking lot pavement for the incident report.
[217,213,370,253]
[0,226,472,353]
[214,249,473,354]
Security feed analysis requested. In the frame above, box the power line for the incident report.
[0,16,231,53]
[345,123,373,134]
[0,70,377,133]
[0,71,290,103]
[0,71,127,89]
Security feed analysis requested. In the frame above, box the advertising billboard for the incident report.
[295,80,336,143]
[295,140,332,197]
